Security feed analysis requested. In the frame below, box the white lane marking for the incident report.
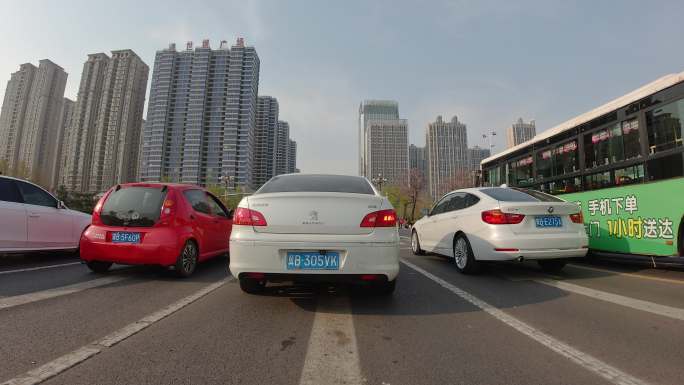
[401,260,648,385]
[0,262,81,275]
[568,264,684,285]
[299,295,363,385]
[0,276,128,310]
[2,346,101,385]
[1,278,232,385]
[535,278,684,322]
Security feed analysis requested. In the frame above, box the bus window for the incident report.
[585,124,624,168]
[584,171,611,191]
[622,119,641,159]
[614,164,644,186]
[646,98,684,154]
[509,156,533,185]
[536,140,578,180]
[541,177,581,195]
[647,152,683,181]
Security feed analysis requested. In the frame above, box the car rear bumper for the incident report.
[469,228,589,261]
[481,247,588,261]
[79,226,180,266]
[229,239,400,281]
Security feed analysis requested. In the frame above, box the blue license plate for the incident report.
[535,216,562,228]
[111,232,141,243]
[286,252,340,270]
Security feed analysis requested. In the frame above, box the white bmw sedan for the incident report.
[0,176,92,254]
[229,174,400,294]
[411,187,588,274]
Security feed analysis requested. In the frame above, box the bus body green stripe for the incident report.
[559,177,683,257]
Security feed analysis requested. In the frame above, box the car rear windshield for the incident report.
[480,187,563,202]
[100,186,168,227]
[256,175,375,195]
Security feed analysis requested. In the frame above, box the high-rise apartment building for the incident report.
[0,60,67,189]
[507,118,536,148]
[0,63,37,176]
[366,119,409,186]
[254,96,279,187]
[358,100,400,178]
[55,98,75,188]
[88,50,148,192]
[426,115,469,200]
[468,145,491,172]
[141,39,260,188]
[287,138,297,174]
[63,51,148,192]
[409,144,427,177]
[274,120,290,176]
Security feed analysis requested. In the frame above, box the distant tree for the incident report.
[439,168,475,194]
[402,168,426,222]
[0,159,8,175]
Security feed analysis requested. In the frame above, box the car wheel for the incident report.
[538,259,567,273]
[86,261,112,274]
[453,234,480,274]
[411,230,425,255]
[175,240,198,278]
[239,277,266,294]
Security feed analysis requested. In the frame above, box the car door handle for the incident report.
[190,215,196,220]
[28,213,40,218]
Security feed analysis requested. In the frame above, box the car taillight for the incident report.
[570,211,584,224]
[360,209,397,228]
[91,190,110,225]
[233,207,267,226]
[481,209,525,225]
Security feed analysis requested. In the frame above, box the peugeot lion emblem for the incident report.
[547,206,554,214]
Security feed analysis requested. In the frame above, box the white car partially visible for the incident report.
[0,176,92,254]
[229,174,400,294]
[411,187,588,273]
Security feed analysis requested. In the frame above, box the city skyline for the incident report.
[4,1,683,175]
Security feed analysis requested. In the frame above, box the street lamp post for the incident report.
[482,130,497,151]
[219,174,234,201]
[372,173,388,191]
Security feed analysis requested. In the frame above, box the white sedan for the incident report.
[0,176,92,254]
[411,187,588,273]
[229,174,400,294]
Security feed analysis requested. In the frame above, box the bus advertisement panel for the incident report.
[560,178,683,256]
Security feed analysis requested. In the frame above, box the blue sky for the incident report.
[2,0,684,174]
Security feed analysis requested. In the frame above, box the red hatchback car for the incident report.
[80,183,232,277]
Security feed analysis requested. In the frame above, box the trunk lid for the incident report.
[498,202,581,235]
[247,192,383,235]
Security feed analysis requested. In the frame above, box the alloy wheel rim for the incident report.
[412,233,418,252]
[182,243,196,272]
[454,238,468,269]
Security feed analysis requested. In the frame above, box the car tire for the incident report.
[538,259,567,273]
[175,240,198,278]
[453,234,480,274]
[86,261,112,274]
[411,230,425,255]
[239,277,266,294]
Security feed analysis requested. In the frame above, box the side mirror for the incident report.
[226,209,233,219]
[57,200,68,209]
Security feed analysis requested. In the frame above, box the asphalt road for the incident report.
[2,235,684,385]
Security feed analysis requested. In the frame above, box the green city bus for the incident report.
[481,70,684,259]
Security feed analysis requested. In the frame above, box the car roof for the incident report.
[0,175,54,194]
[116,182,204,191]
